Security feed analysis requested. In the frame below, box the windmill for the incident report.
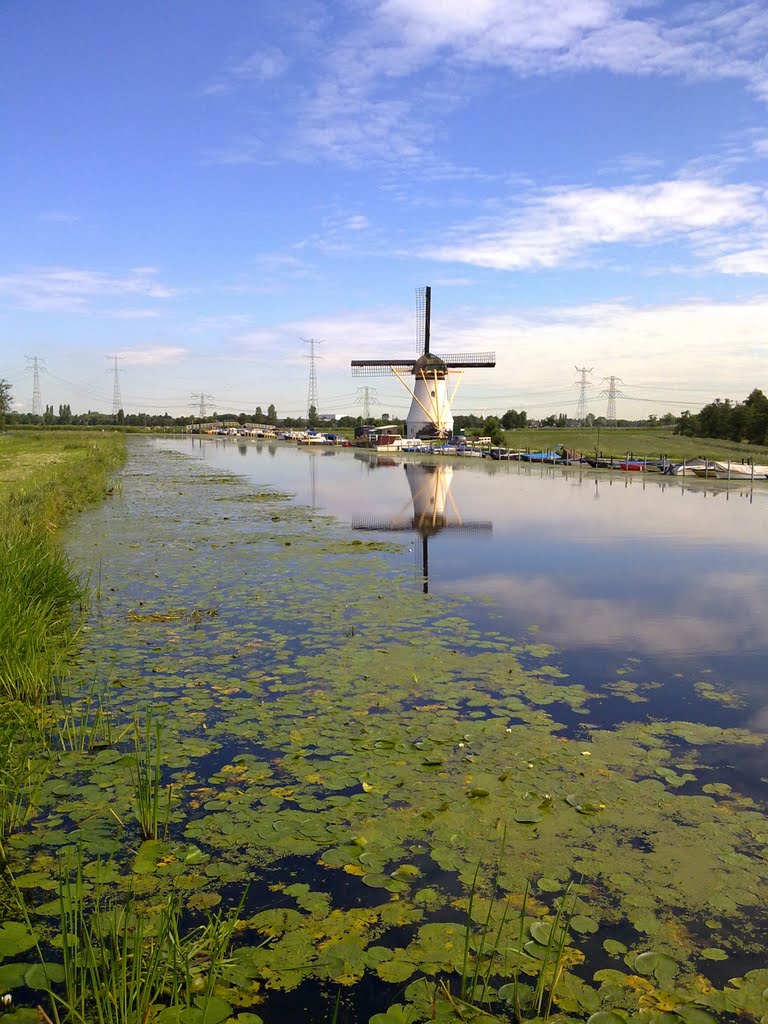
[351,287,496,438]
[352,461,491,593]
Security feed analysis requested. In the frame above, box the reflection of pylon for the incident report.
[599,376,625,423]
[574,366,593,423]
[25,355,46,415]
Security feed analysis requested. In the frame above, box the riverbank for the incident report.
[2,436,768,1023]
[0,431,126,854]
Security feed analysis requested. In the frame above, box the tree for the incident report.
[267,404,277,423]
[0,379,11,428]
[308,405,319,428]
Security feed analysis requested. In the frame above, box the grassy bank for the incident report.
[0,431,126,703]
[496,425,768,462]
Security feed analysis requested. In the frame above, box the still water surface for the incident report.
[168,436,768,729]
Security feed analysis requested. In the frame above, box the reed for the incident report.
[50,856,240,1024]
[0,704,50,860]
[429,867,579,1024]
[130,709,172,840]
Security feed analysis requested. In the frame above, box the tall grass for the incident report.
[130,708,172,840]
[0,704,50,861]
[0,433,126,705]
[0,530,86,702]
[42,855,241,1024]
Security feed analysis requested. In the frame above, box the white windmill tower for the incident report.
[351,287,496,439]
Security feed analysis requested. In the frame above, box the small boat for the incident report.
[713,462,768,480]
[519,451,563,463]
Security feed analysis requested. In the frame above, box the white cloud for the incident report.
[715,247,768,274]
[0,266,179,312]
[425,179,764,269]
[116,346,188,366]
[281,1,768,168]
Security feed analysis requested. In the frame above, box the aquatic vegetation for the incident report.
[2,438,768,1023]
[130,708,171,841]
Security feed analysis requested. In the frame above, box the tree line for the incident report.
[675,389,768,445]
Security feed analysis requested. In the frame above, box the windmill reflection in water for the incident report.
[352,459,492,592]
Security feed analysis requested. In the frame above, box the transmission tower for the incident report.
[355,386,378,420]
[599,376,626,423]
[106,355,124,414]
[303,338,323,419]
[191,392,214,419]
[25,356,46,415]
[573,366,593,423]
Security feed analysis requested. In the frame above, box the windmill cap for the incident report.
[413,353,447,375]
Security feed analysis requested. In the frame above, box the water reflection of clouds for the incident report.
[458,569,767,656]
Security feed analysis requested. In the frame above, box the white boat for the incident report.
[713,462,768,480]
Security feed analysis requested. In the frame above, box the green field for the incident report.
[496,425,768,463]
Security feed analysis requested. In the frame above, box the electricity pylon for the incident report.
[574,366,593,423]
[355,386,378,420]
[303,338,323,419]
[25,356,46,415]
[191,392,214,419]
[599,376,625,423]
[106,355,124,414]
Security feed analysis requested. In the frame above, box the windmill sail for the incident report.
[350,287,495,437]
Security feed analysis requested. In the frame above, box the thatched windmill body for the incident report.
[351,287,496,439]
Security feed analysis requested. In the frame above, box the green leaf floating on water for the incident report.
[0,963,28,989]
[369,1003,419,1024]
[24,963,66,989]
[701,947,728,960]
[514,811,544,823]
[633,950,679,981]
[0,923,37,960]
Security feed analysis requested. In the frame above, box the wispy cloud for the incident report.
[204,46,290,95]
[276,1,768,167]
[116,346,188,366]
[424,178,764,270]
[0,266,179,312]
[36,210,78,224]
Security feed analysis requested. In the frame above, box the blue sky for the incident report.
[3,0,768,420]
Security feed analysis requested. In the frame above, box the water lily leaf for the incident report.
[587,1013,625,1024]
[570,915,599,934]
[0,962,28,988]
[674,1007,718,1024]
[0,923,37,960]
[701,947,728,960]
[529,921,566,946]
[603,939,627,956]
[391,864,420,881]
[514,811,544,824]
[24,963,66,989]
[361,873,391,888]
[369,1002,419,1023]
[633,950,679,981]
[469,788,490,798]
